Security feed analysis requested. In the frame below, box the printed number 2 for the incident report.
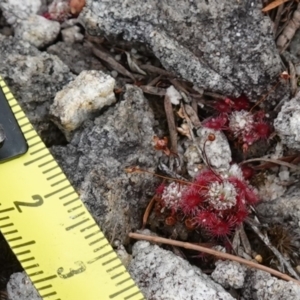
[14,195,44,212]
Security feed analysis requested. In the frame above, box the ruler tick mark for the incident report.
[109,284,136,299]
[38,159,54,169]
[28,140,42,148]
[102,257,119,266]
[63,198,80,206]
[1,223,14,228]
[89,236,105,246]
[24,264,39,270]
[0,207,15,213]
[51,178,67,187]
[15,250,31,256]
[32,275,57,284]
[30,147,45,155]
[0,216,9,221]
[80,223,97,232]
[47,172,63,180]
[16,115,27,121]
[25,134,38,141]
[84,230,101,239]
[11,240,36,249]
[42,164,58,173]
[111,271,125,280]
[20,257,35,263]
[125,291,144,300]
[24,153,51,166]
[88,249,114,264]
[45,185,70,198]
[3,230,18,235]
[7,236,22,242]
[28,270,44,277]
[116,277,131,286]
[23,127,34,134]
[37,284,52,291]
[93,243,109,253]
[65,218,89,231]
[70,211,85,219]
[67,204,82,212]
[106,263,123,273]
[40,291,57,298]
[59,191,76,200]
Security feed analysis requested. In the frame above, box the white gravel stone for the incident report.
[196,127,232,172]
[14,15,60,48]
[7,272,42,300]
[128,240,234,300]
[61,26,84,44]
[274,92,300,150]
[211,260,247,289]
[50,70,116,140]
[0,0,41,25]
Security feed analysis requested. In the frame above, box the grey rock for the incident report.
[211,260,247,289]
[256,183,300,227]
[47,42,106,74]
[0,34,74,145]
[7,272,42,300]
[241,270,300,300]
[0,0,41,25]
[51,85,160,243]
[128,240,234,300]
[50,70,116,140]
[14,15,60,48]
[274,92,300,150]
[80,0,289,101]
[196,127,231,172]
[61,25,84,44]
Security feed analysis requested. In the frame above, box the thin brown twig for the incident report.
[128,232,300,284]
[142,195,158,229]
[164,94,178,153]
[240,158,300,170]
[203,91,226,100]
[139,64,176,77]
[86,41,136,81]
[273,3,285,36]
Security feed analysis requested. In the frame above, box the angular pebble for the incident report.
[50,70,116,140]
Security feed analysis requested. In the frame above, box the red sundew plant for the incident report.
[203,95,272,151]
[158,164,259,238]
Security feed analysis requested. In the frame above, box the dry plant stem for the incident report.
[240,157,300,170]
[169,79,190,96]
[262,0,290,13]
[184,104,202,128]
[289,60,297,96]
[142,195,158,229]
[87,41,136,81]
[140,64,176,77]
[164,95,178,153]
[250,80,280,112]
[203,91,226,100]
[245,218,300,280]
[128,232,300,284]
[139,85,166,96]
[239,223,252,256]
[277,3,300,52]
[147,75,162,87]
[273,3,285,36]
[191,97,198,115]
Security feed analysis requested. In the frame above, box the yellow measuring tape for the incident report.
[0,76,144,300]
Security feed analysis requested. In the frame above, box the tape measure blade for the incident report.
[0,77,144,300]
